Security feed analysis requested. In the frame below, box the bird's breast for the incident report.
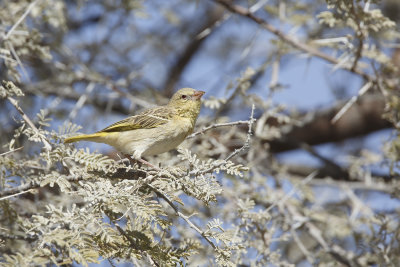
[140,117,193,157]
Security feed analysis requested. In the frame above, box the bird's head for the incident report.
[168,88,205,120]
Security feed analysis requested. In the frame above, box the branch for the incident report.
[331,81,373,124]
[23,84,131,115]
[0,146,23,156]
[214,0,372,81]
[191,104,255,176]
[213,0,387,125]
[267,93,390,153]
[286,164,392,185]
[163,5,224,97]
[0,232,37,242]
[7,96,52,151]
[187,120,250,139]
[285,203,363,267]
[349,1,365,72]
[213,62,268,120]
[0,173,88,200]
[146,183,217,250]
[297,142,349,180]
[199,94,389,157]
[2,0,38,40]
[115,225,160,267]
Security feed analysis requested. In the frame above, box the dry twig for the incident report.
[7,96,52,151]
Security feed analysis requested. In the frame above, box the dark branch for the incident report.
[267,93,390,152]
[163,5,224,97]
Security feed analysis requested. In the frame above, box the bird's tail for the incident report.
[64,132,107,143]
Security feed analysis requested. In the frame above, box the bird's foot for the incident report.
[124,154,160,171]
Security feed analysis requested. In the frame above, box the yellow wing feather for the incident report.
[98,106,175,133]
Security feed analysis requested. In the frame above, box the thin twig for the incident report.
[0,188,37,201]
[285,203,362,267]
[331,81,373,124]
[163,6,225,96]
[6,41,30,80]
[225,104,255,162]
[0,54,17,63]
[3,0,38,40]
[147,183,217,250]
[0,146,23,156]
[290,227,315,264]
[187,120,250,139]
[213,66,263,120]
[0,175,83,199]
[265,171,316,213]
[349,1,364,72]
[68,82,95,121]
[299,142,349,179]
[108,82,155,109]
[191,104,255,176]
[0,181,38,199]
[116,225,160,267]
[124,154,161,171]
[0,232,37,242]
[7,96,52,151]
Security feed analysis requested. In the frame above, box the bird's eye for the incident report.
[181,95,187,99]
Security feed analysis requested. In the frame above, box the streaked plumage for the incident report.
[64,88,205,159]
[101,106,175,132]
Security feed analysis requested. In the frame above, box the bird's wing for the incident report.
[98,106,175,133]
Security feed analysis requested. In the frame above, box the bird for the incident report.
[64,88,205,166]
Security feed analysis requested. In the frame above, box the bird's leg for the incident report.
[124,154,137,166]
[124,154,160,170]
[137,158,160,170]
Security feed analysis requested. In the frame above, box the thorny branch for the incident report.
[191,104,255,176]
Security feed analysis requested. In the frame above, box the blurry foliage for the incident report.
[1,0,400,266]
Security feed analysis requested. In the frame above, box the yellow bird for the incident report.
[64,88,205,161]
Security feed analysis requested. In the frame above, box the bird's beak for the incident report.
[193,90,205,100]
